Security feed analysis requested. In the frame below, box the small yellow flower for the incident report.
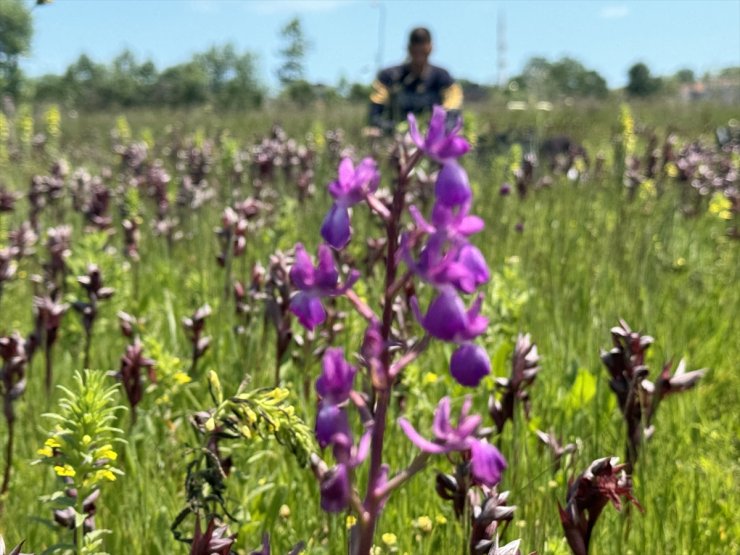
[279,504,291,519]
[173,371,192,385]
[665,161,679,178]
[45,437,61,448]
[81,434,92,446]
[54,464,76,478]
[381,533,397,546]
[708,192,733,220]
[435,514,447,525]
[346,515,357,529]
[422,372,438,385]
[37,446,54,458]
[96,445,118,461]
[415,515,432,533]
[548,479,558,489]
[95,469,117,482]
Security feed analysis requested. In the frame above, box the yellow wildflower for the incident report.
[45,437,61,448]
[279,504,291,519]
[381,533,397,546]
[173,371,192,385]
[435,514,447,525]
[54,464,76,478]
[415,515,432,533]
[37,446,54,458]
[346,515,357,529]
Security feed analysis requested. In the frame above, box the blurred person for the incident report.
[368,27,463,132]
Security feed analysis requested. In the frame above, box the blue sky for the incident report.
[25,0,740,91]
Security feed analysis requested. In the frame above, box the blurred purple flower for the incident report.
[408,105,470,162]
[410,201,484,240]
[316,348,356,405]
[315,402,351,449]
[398,396,481,454]
[320,157,380,249]
[470,440,507,487]
[450,343,491,387]
[406,234,489,294]
[319,463,351,513]
[412,289,488,343]
[289,243,358,330]
[435,162,471,208]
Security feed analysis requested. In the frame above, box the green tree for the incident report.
[194,44,263,108]
[512,56,608,99]
[626,62,662,97]
[0,0,33,98]
[277,17,309,87]
[675,68,695,84]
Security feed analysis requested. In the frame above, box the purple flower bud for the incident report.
[320,463,351,513]
[316,348,356,405]
[435,162,471,208]
[515,221,524,233]
[408,106,470,162]
[450,343,491,387]
[315,402,351,449]
[470,439,507,487]
[499,183,512,196]
[320,203,351,249]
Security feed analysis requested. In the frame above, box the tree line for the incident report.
[0,0,736,110]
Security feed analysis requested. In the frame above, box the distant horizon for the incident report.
[22,0,740,92]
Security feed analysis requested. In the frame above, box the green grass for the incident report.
[0,101,738,554]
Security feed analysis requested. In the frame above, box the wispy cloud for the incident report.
[246,0,350,15]
[599,5,630,20]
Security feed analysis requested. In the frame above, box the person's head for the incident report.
[408,27,432,67]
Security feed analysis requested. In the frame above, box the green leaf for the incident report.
[565,368,596,413]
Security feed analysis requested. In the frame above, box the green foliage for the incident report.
[277,17,309,87]
[0,0,32,98]
[35,370,126,554]
[0,103,737,554]
[511,56,608,99]
[627,62,663,97]
[205,371,315,467]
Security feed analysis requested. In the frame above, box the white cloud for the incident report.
[599,5,630,19]
[246,0,350,15]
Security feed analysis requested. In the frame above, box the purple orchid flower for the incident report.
[404,233,490,294]
[435,162,472,208]
[289,243,359,330]
[412,289,488,343]
[408,105,470,162]
[450,343,491,387]
[316,348,357,405]
[320,463,351,513]
[398,396,481,454]
[410,200,484,240]
[317,432,371,512]
[315,402,352,449]
[320,157,380,249]
[469,439,508,487]
[399,397,506,487]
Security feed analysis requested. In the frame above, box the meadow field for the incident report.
[0,99,737,555]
